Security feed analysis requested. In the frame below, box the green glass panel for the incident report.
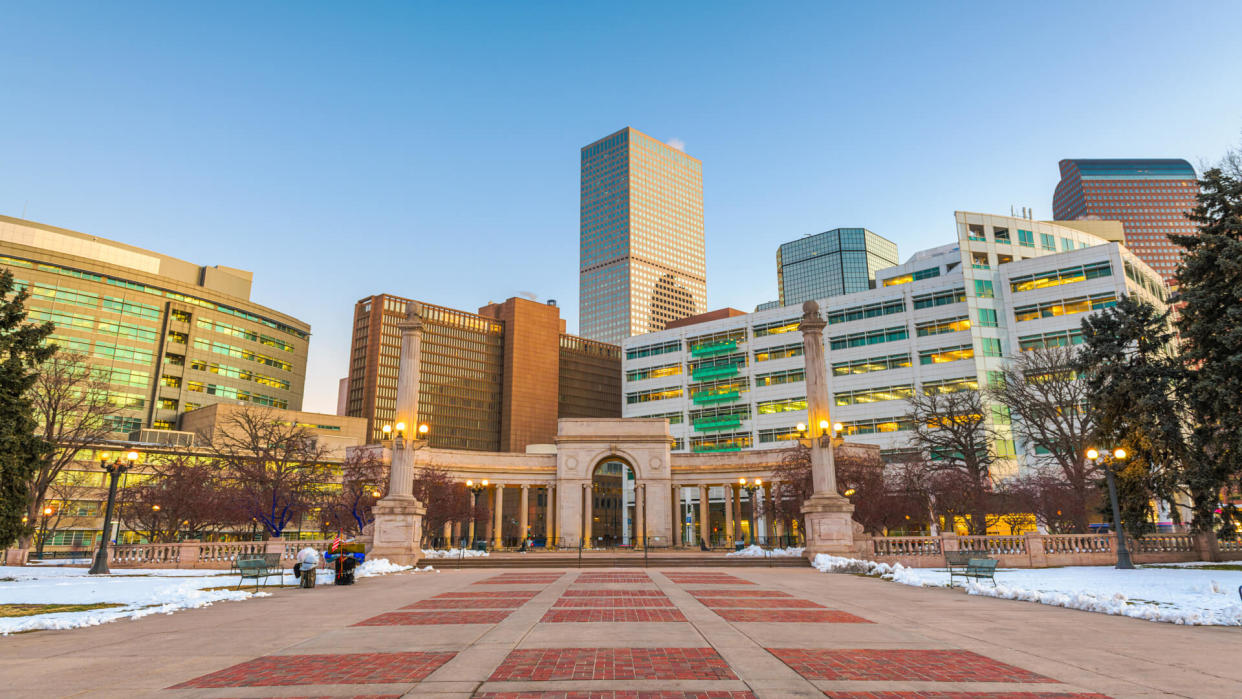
[692,363,740,381]
[690,339,739,357]
[692,414,743,432]
[691,390,740,405]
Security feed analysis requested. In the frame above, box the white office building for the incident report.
[621,212,1169,477]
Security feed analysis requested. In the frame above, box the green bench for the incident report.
[950,557,998,587]
[944,550,972,579]
[235,556,279,591]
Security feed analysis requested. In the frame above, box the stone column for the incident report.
[492,484,504,548]
[583,484,593,548]
[672,484,680,546]
[467,512,476,545]
[367,302,427,566]
[519,484,530,544]
[636,484,646,548]
[545,485,556,546]
[452,520,461,547]
[733,483,743,544]
[442,521,451,545]
[724,484,734,545]
[763,481,775,544]
[698,484,710,546]
[798,300,855,559]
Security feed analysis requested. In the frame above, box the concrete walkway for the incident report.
[3,566,1239,698]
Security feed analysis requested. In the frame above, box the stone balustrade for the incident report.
[92,538,334,569]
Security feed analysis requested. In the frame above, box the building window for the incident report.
[977,308,998,327]
[158,398,177,411]
[974,280,994,298]
[754,343,803,362]
[167,331,188,344]
[912,288,966,309]
[161,375,181,389]
[981,338,1003,357]
[1010,262,1112,292]
[829,325,909,350]
[170,309,192,323]
[754,368,804,387]
[993,227,1010,244]
[833,353,911,375]
[626,363,682,382]
[756,397,807,414]
[922,376,979,394]
[1040,233,1056,251]
[918,345,973,365]
[626,385,683,404]
[1017,229,1035,247]
[834,384,914,406]
[915,316,971,337]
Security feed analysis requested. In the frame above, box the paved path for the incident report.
[4,566,1239,698]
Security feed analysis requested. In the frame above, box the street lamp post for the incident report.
[739,477,761,546]
[466,479,488,547]
[1087,447,1134,570]
[89,450,139,575]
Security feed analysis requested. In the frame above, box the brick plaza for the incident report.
[3,566,1240,697]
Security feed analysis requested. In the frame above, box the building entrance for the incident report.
[591,460,636,547]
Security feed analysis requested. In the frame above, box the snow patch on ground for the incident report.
[810,554,1242,626]
[420,548,489,559]
[354,558,435,577]
[726,545,805,558]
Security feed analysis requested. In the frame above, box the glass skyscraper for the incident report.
[1053,159,1198,282]
[579,127,706,344]
[777,228,899,307]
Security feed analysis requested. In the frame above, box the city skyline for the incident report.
[2,3,1240,412]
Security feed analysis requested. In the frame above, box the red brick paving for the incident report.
[540,608,689,622]
[687,589,793,598]
[563,589,667,597]
[713,609,873,623]
[697,597,825,609]
[404,597,527,609]
[576,573,652,583]
[435,590,540,599]
[475,574,563,585]
[769,649,1056,683]
[170,651,455,688]
[554,597,673,608]
[822,694,1111,699]
[489,648,736,681]
[219,696,403,699]
[475,693,757,699]
[663,574,754,585]
[352,610,512,626]
[475,693,756,699]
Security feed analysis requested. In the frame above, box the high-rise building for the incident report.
[621,211,1169,477]
[579,127,706,344]
[346,295,621,451]
[1052,159,1198,282]
[0,215,310,435]
[777,228,899,307]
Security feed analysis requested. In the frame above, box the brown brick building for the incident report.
[346,295,621,452]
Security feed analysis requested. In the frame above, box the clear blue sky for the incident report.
[3,2,1240,413]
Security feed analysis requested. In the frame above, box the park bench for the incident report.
[944,550,972,580]
[235,556,279,591]
[950,557,999,587]
[229,552,281,576]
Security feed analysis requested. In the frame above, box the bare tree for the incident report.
[200,406,332,539]
[411,466,473,546]
[119,452,243,543]
[33,470,97,557]
[18,353,121,548]
[770,443,813,539]
[905,388,1002,535]
[988,347,1097,531]
[322,448,388,536]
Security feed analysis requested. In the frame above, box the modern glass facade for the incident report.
[579,127,706,344]
[0,215,309,435]
[777,228,899,307]
[1052,159,1198,282]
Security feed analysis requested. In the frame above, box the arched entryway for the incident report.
[591,459,636,547]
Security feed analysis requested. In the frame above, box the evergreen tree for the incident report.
[1170,166,1242,533]
[1076,295,1185,538]
[0,269,56,548]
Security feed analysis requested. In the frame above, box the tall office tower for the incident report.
[346,294,620,451]
[579,127,706,344]
[0,215,310,436]
[1053,159,1198,282]
[777,228,899,307]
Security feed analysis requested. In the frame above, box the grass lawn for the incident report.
[0,603,123,618]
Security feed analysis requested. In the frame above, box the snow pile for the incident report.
[0,566,268,635]
[726,545,805,558]
[354,558,435,577]
[808,556,1242,626]
[421,548,489,559]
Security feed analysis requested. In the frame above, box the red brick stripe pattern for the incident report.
[435,590,540,599]
[540,608,688,623]
[553,597,674,608]
[769,649,1057,683]
[697,598,825,609]
[405,598,528,609]
[475,692,757,699]
[353,610,512,626]
[713,609,872,623]
[686,589,793,598]
[663,574,754,585]
[563,589,668,597]
[170,651,455,688]
[489,648,737,681]
[822,693,1111,699]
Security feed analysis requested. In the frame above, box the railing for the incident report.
[692,363,740,381]
[691,390,740,405]
[689,339,740,357]
[195,541,268,564]
[692,415,743,432]
[1132,534,1194,553]
[957,535,1027,555]
[109,542,181,566]
[1218,538,1242,552]
[282,540,334,562]
[871,536,941,556]
[1043,533,1112,554]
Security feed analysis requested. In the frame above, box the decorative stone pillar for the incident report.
[733,483,743,544]
[636,483,646,548]
[367,303,427,566]
[583,484,593,548]
[763,481,775,543]
[698,484,710,547]
[492,484,504,548]
[545,485,556,546]
[442,521,451,544]
[798,300,855,559]
[452,520,462,546]
[671,484,680,546]
[519,484,529,544]
[724,484,734,545]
